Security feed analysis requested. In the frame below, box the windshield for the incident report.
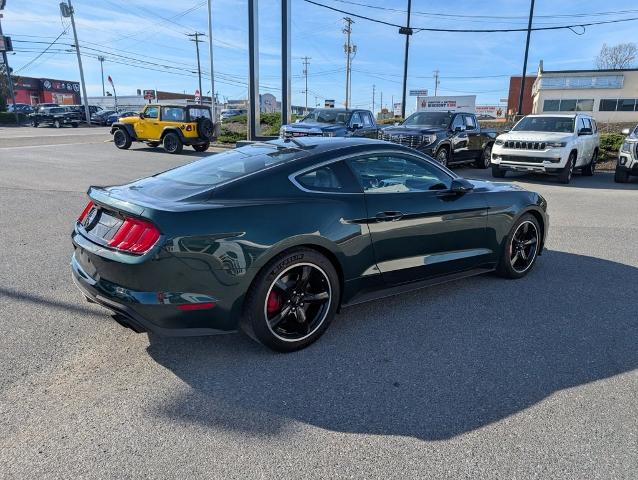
[513,116,575,133]
[402,112,452,128]
[301,109,351,125]
[156,143,307,186]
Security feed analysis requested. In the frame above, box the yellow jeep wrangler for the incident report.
[111,104,216,154]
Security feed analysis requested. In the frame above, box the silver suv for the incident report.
[616,125,638,183]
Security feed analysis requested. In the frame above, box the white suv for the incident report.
[616,125,638,183]
[491,113,599,184]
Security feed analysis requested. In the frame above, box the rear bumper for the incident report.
[71,252,235,336]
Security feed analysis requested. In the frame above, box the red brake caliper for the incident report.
[267,290,281,315]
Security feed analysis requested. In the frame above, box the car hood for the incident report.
[497,132,572,142]
[382,125,446,135]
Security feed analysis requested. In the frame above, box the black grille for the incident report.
[499,155,547,164]
[504,140,547,150]
[378,131,421,148]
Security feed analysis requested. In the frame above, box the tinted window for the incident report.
[618,99,636,111]
[599,99,618,111]
[576,99,594,111]
[301,109,350,125]
[513,116,575,133]
[543,100,560,112]
[161,107,185,121]
[144,106,159,118]
[295,162,359,193]
[464,115,477,130]
[157,144,307,186]
[451,115,465,130]
[348,155,452,193]
[560,99,577,111]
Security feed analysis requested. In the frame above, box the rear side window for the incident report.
[295,161,360,193]
[464,115,477,130]
[162,107,185,121]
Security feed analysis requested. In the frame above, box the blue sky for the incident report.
[4,0,638,113]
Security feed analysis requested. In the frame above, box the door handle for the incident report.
[375,211,403,222]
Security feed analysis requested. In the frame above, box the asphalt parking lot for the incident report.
[1,128,637,479]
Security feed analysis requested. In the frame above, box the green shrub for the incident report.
[599,133,624,160]
[377,118,402,125]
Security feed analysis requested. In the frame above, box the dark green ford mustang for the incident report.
[71,137,548,351]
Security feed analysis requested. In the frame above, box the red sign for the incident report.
[194,89,200,101]
[143,89,155,100]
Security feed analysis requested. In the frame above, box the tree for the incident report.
[595,42,637,70]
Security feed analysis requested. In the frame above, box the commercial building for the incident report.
[12,76,81,105]
[507,75,536,117]
[531,61,638,123]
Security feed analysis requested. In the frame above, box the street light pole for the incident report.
[399,0,412,119]
[188,32,205,105]
[207,0,216,117]
[67,0,91,126]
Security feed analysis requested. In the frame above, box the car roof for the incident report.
[247,136,413,157]
[525,113,589,118]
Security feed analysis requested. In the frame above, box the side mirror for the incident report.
[351,122,362,130]
[139,112,144,119]
[453,125,464,133]
[621,128,630,135]
[450,178,474,194]
[578,127,592,136]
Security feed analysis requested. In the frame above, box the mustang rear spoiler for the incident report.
[87,186,146,216]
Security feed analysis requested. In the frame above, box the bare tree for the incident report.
[595,42,637,70]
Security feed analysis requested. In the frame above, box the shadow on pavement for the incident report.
[146,251,638,440]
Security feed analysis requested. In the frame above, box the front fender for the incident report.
[111,122,137,140]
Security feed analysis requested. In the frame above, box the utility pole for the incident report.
[343,17,354,109]
[399,0,412,118]
[207,0,216,118]
[517,0,535,116]
[302,56,311,114]
[433,69,440,96]
[380,91,383,113]
[372,84,375,115]
[98,56,105,96]
[188,32,205,104]
[0,4,19,124]
[64,0,91,125]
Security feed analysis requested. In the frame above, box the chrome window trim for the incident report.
[288,149,457,195]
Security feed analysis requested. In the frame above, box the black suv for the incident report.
[29,106,81,128]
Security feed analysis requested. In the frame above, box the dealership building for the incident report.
[12,76,81,105]
[531,62,638,122]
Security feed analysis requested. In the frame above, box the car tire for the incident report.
[558,152,576,184]
[163,132,183,154]
[196,117,215,141]
[54,119,61,129]
[435,147,449,167]
[582,149,597,176]
[474,143,492,169]
[491,165,506,178]
[614,167,630,183]
[496,213,541,279]
[113,128,132,150]
[241,248,340,352]
[32,121,38,128]
[193,142,210,152]
[72,122,79,128]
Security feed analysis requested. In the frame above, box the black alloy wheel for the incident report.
[242,248,339,352]
[497,214,540,279]
[113,128,132,149]
[193,142,210,152]
[54,119,61,129]
[163,132,183,154]
[436,148,449,167]
[582,149,597,176]
[475,144,492,169]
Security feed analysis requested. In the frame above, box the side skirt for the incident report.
[341,267,494,308]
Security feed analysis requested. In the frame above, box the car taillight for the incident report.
[108,217,160,254]
[77,201,94,222]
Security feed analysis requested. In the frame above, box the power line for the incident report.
[14,28,69,74]
[304,0,638,33]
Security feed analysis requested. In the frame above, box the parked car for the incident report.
[616,124,638,183]
[111,104,215,153]
[379,111,496,168]
[90,110,117,126]
[491,113,599,184]
[68,104,103,122]
[29,106,80,128]
[105,111,138,127]
[280,108,378,139]
[220,108,247,122]
[7,103,34,114]
[71,137,548,352]
[34,103,60,111]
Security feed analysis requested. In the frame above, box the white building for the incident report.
[532,61,638,123]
